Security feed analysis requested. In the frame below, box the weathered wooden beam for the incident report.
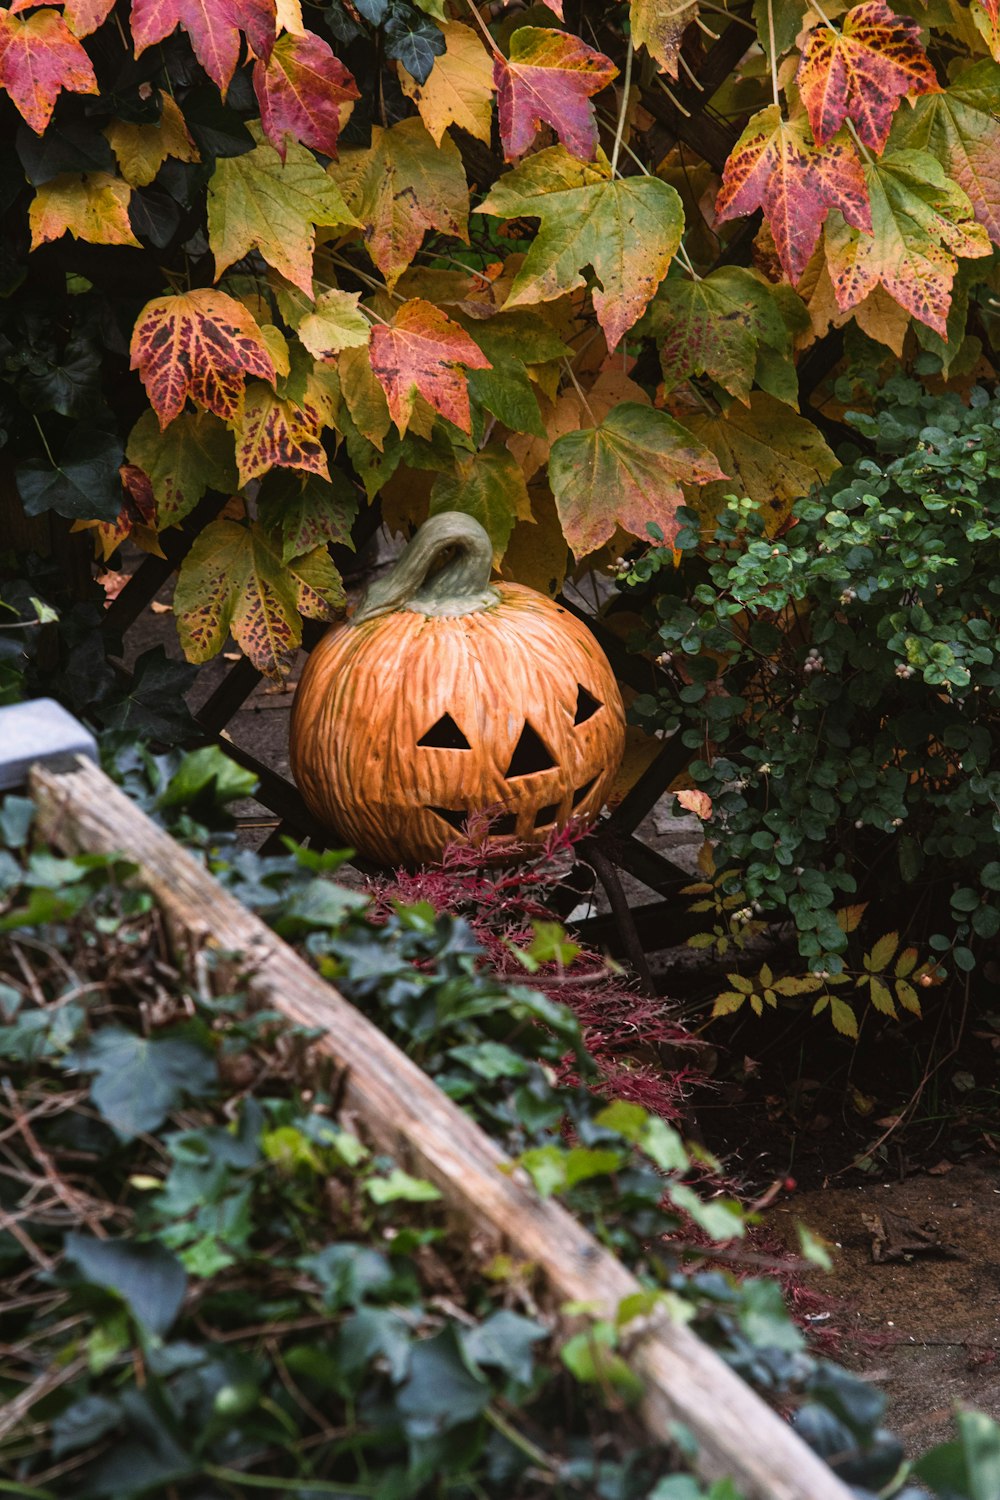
[30,756,852,1500]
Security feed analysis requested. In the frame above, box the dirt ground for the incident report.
[119,574,1000,1455]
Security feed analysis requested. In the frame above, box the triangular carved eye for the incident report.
[505,723,556,778]
[574,685,602,725]
[418,713,470,749]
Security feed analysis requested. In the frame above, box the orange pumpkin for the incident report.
[290,511,625,865]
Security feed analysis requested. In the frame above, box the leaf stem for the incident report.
[461,0,504,61]
[844,117,875,166]
[610,35,634,177]
[562,358,597,424]
[654,74,691,119]
[31,415,58,471]
[203,1466,374,1495]
[766,0,780,108]
[674,240,702,281]
[484,1406,558,1477]
[597,113,651,175]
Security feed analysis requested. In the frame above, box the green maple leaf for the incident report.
[207,122,361,296]
[648,267,799,405]
[256,468,359,564]
[126,408,238,528]
[547,401,724,558]
[174,518,343,677]
[891,60,1000,246]
[825,147,991,337]
[478,145,684,350]
[686,392,837,529]
[429,445,532,560]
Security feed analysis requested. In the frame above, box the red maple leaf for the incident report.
[130,0,277,93]
[494,26,617,161]
[716,106,872,282]
[797,0,938,153]
[9,0,115,38]
[368,299,491,436]
[0,8,97,133]
[253,29,359,160]
[130,287,277,428]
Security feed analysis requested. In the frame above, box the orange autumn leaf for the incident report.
[29,172,140,249]
[368,298,491,436]
[234,381,331,484]
[716,106,871,282]
[495,26,617,161]
[797,0,938,153]
[130,287,277,428]
[0,7,97,133]
[9,0,115,37]
[130,0,277,94]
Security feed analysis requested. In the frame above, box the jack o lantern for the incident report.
[290,511,625,865]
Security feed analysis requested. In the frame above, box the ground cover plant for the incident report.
[2,0,1000,681]
[2,748,1000,1498]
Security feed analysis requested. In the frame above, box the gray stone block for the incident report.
[0,698,97,791]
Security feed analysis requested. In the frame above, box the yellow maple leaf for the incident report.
[399,21,494,147]
[104,95,199,188]
[29,172,140,249]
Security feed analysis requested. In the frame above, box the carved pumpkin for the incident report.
[290,512,625,865]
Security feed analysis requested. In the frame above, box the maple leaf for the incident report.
[971,0,1000,59]
[716,106,871,282]
[0,8,97,134]
[429,445,532,561]
[685,391,837,529]
[825,147,991,335]
[629,0,698,77]
[126,408,238,527]
[174,518,342,676]
[297,288,371,360]
[547,401,725,558]
[234,380,331,484]
[253,29,359,160]
[479,146,683,349]
[797,0,938,154]
[495,26,617,161]
[891,60,1000,244]
[649,266,796,404]
[257,468,359,563]
[105,95,200,188]
[207,122,360,295]
[130,0,277,94]
[399,20,493,147]
[130,287,277,428]
[10,0,115,36]
[29,172,140,249]
[368,299,491,437]
[329,116,469,288]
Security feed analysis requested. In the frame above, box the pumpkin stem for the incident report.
[353,512,500,624]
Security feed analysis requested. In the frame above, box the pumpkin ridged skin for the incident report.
[290,582,625,866]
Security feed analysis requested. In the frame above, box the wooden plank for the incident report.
[30,756,853,1500]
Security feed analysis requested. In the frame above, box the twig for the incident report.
[610,36,634,177]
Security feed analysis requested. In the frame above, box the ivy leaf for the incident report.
[298,288,371,358]
[130,0,278,95]
[399,20,493,146]
[629,0,698,77]
[547,401,725,558]
[891,60,1000,245]
[174,518,342,674]
[797,0,939,153]
[717,106,871,282]
[825,147,991,336]
[208,123,360,295]
[62,1233,188,1334]
[429,444,531,560]
[16,427,124,521]
[479,146,683,349]
[72,1027,216,1141]
[29,171,140,249]
[100,646,198,741]
[253,29,359,160]
[495,26,617,162]
[685,392,837,526]
[130,287,276,428]
[369,298,491,436]
[126,408,238,527]
[234,380,331,484]
[104,95,200,187]
[384,1,445,83]
[329,116,469,288]
[649,267,794,403]
[0,8,97,134]
[257,467,359,562]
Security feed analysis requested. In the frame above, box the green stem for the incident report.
[203,1466,374,1495]
[31,415,58,470]
[353,511,499,624]
[610,36,634,177]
